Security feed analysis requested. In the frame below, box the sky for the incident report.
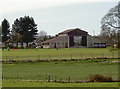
[0,0,119,36]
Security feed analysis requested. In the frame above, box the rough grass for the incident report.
[2,48,118,60]
[2,80,119,87]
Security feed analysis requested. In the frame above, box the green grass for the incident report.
[2,80,118,87]
[2,48,118,60]
[2,48,119,87]
[2,60,118,80]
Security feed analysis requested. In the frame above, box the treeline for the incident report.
[1,16,38,48]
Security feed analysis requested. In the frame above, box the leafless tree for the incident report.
[100,2,120,47]
[9,31,23,47]
[38,31,47,37]
[36,31,47,43]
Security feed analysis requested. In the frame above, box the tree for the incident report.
[100,2,120,47]
[38,31,47,37]
[12,16,38,47]
[1,19,10,46]
[0,26,2,42]
[9,32,23,47]
[36,31,47,42]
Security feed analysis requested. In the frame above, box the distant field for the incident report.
[2,80,118,87]
[2,60,118,81]
[2,48,118,60]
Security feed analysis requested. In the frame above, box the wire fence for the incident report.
[2,73,119,83]
[2,52,119,61]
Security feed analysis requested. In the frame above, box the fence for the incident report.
[2,52,119,61]
[1,74,95,83]
[2,73,119,83]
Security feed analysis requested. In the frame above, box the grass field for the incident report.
[2,60,118,81]
[2,48,119,87]
[2,80,118,87]
[2,48,118,60]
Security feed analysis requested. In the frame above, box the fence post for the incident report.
[48,74,50,82]
[68,76,70,83]
[54,76,56,82]
[60,78,62,82]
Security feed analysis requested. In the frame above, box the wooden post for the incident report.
[48,74,50,82]
[60,78,62,82]
[68,76,70,83]
[54,76,56,82]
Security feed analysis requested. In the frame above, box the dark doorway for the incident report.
[69,36,74,46]
[65,43,68,48]
[54,43,56,48]
[81,36,87,46]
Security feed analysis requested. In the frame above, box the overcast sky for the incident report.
[0,0,119,35]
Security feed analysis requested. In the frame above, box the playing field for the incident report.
[2,48,118,60]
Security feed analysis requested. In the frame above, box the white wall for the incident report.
[43,36,69,48]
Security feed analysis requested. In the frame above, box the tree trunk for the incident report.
[21,41,23,48]
[16,42,18,47]
[26,42,28,48]
[5,42,7,47]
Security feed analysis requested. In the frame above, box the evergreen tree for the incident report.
[12,16,38,47]
[1,19,10,46]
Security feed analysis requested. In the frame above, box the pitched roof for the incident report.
[41,36,65,44]
[58,28,88,34]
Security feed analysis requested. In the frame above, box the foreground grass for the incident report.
[2,48,118,60]
[2,60,118,80]
[2,80,118,87]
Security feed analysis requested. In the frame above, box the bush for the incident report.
[89,74,113,82]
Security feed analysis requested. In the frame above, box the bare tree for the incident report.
[36,31,47,42]
[100,2,120,47]
[0,26,2,42]
[10,32,23,47]
[38,31,47,37]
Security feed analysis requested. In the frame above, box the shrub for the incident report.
[89,74,113,82]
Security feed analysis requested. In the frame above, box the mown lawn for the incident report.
[2,48,118,60]
[2,80,118,87]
